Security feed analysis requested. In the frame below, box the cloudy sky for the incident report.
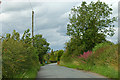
[0,0,119,51]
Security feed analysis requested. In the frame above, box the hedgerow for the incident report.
[2,29,50,78]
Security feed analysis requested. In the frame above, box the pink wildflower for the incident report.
[78,51,92,61]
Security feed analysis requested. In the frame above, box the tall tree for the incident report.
[22,29,31,44]
[3,30,20,41]
[33,34,50,64]
[11,30,20,41]
[57,50,64,61]
[50,49,56,61]
[67,0,117,51]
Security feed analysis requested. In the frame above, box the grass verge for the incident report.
[60,62,118,79]
[14,65,40,79]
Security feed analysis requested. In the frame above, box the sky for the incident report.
[0,0,119,51]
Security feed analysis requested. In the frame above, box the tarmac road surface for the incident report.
[36,63,108,79]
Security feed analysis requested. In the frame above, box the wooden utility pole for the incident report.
[32,11,34,39]
[32,11,34,45]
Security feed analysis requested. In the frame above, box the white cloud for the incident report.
[60,11,70,19]
[35,28,70,50]
[0,13,11,22]
[1,9,32,23]
[3,0,86,2]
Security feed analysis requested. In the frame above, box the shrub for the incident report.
[43,54,51,64]
[92,41,114,52]
[57,50,64,61]
[49,49,56,62]
[2,38,40,78]
[0,41,1,79]
[90,42,118,67]
[60,52,73,64]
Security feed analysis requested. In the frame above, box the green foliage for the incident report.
[2,38,40,78]
[65,38,86,55]
[49,49,56,61]
[43,54,50,64]
[60,43,118,78]
[92,41,114,52]
[54,51,58,61]
[91,43,117,66]
[66,0,117,55]
[2,29,50,78]
[60,63,118,78]
[57,50,64,61]
[22,29,32,44]
[33,34,50,64]
[44,54,50,61]
[11,30,20,41]
[48,49,64,62]
[61,1,117,78]
[67,0,116,37]
[60,52,73,64]
[4,30,20,41]
[0,40,1,79]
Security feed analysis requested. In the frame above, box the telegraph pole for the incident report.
[32,10,34,45]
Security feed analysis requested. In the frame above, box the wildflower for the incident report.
[4,49,7,51]
[78,51,92,63]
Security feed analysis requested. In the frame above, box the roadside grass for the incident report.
[14,64,40,79]
[60,63,118,78]
[60,43,118,79]
[92,66,118,78]
[14,62,50,79]
[60,63,80,69]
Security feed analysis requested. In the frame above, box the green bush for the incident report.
[92,41,114,52]
[49,49,56,61]
[1,29,50,78]
[43,54,51,64]
[57,50,64,61]
[49,55,56,61]
[0,41,2,79]
[2,38,40,78]
[60,52,73,64]
[60,42,118,78]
